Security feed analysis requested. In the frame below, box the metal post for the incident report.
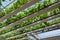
[30,33,41,40]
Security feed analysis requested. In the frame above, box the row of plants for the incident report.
[0,8,60,35]
[8,35,26,40]
[22,37,30,40]
[18,37,30,40]
[0,0,29,18]
[24,18,60,32]
[10,37,30,40]
[0,0,57,28]
[2,17,60,38]
[8,35,34,40]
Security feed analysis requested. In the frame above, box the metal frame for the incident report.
[1,14,60,36]
[7,23,60,40]
[0,0,40,22]
[0,2,60,31]
[0,0,60,40]
[0,0,15,9]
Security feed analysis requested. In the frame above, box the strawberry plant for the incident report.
[0,8,60,35]
[0,0,29,18]
[2,17,60,38]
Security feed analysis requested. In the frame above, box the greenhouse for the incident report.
[0,0,60,40]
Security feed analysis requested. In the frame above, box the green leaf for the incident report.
[0,1,2,6]
[2,0,5,1]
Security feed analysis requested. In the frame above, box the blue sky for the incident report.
[27,29,60,40]
[1,0,15,9]
[37,29,60,39]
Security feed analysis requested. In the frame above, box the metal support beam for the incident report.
[0,0,40,22]
[7,23,60,40]
[30,33,41,40]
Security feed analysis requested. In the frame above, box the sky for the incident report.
[37,29,60,39]
[0,0,15,9]
[27,29,60,40]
